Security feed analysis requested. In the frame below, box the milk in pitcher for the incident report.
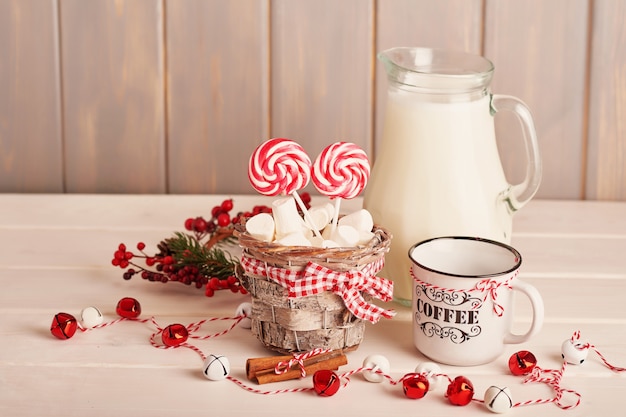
[365,91,511,303]
[365,47,541,305]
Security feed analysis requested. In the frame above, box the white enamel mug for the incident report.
[408,237,544,366]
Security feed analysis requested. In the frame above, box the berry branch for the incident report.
[110,195,311,298]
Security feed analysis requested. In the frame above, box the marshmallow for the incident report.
[308,205,332,231]
[272,197,307,239]
[330,225,360,247]
[338,209,374,233]
[322,202,336,221]
[308,236,324,247]
[245,212,275,242]
[321,224,334,240]
[322,240,340,249]
[275,232,312,247]
[307,236,340,249]
[357,231,375,246]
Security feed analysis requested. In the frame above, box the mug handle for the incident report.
[503,279,544,344]
[491,94,543,212]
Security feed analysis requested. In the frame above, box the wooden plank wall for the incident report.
[1,0,624,200]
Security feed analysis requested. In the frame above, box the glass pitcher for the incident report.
[363,47,542,305]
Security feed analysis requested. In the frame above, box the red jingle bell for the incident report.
[402,373,429,399]
[162,324,189,347]
[313,369,341,397]
[508,350,537,376]
[50,312,78,340]
[446,376,474,406]
[116,297,141,319]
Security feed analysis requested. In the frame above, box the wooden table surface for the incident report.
[1,194,625,416]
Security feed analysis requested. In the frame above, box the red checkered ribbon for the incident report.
[241,255,395,323]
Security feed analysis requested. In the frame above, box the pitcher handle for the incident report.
[491,94,542,212]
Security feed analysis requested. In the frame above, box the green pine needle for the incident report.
[166,232,239,280]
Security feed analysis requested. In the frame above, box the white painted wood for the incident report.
[1,195,625,416]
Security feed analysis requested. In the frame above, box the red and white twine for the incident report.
[274,348,333,377]
[78,316,151,332]
[148,315,246,360]
[410,268,517,316]
[570,330,626,372]
[67,303,626,409]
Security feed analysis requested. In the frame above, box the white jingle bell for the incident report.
[484,386,513,413]
[235,302,253,329]
[80,306,104,328]
[561,339,589,365]
[414,362,442,391]
[202,354,230,381]
[362,354,390,383]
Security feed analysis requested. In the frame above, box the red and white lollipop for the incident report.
[248,138,320,238]
[248,138,311,197]
[312,142,370,199]
[312,142,370,230]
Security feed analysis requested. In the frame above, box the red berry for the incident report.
[209,277,221,290]
[163,256,174,265]
[217,213,231,227]
[211,206,222,218]
[221,199,234,212]
[193,217,207,233]
[184,218,194,231]
[118,243,126,252]
[136,242,146,251]
[205,287,215,297]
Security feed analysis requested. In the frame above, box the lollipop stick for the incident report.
[291,191,323,239]
[330,198,341,234]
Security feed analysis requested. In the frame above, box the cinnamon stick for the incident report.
[246,350,348,384]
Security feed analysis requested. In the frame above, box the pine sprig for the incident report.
[166,232,240,280]
[110,195,309,298]
[110,197,276,297]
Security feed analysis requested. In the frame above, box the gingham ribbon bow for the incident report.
[240,255,395,323]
